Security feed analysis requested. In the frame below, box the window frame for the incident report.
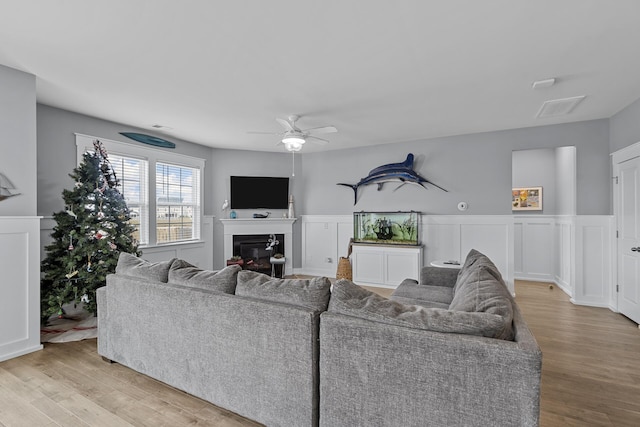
[75,133,206,248]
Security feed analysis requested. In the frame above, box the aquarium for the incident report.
[353,211,420,245]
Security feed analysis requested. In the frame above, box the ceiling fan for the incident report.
[248,115,337,152]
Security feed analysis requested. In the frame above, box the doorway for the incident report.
[612,143,640,324]
[512,147,576,286]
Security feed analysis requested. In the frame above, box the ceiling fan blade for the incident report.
[307,135,329,145]
[303,125,337,135]
[276,117,295,131]
[247,131,282,135]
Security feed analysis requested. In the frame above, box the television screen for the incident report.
[230,176,289,209]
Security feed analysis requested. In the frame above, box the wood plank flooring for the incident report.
[516,280,640,426]
[0,280,638,426]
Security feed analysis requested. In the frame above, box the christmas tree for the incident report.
[41,140,139,322]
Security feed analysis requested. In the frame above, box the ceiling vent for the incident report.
[536,95,586,118]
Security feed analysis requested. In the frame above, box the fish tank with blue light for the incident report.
[353,211,420,245]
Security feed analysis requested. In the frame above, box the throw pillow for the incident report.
[115,252,175,283]
[329,279,514,340]
[235,271,331,313]
[168,260,241,294]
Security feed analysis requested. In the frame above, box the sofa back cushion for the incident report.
[328,279,515,339]
[454,249,503,294]
[115,252,174,283]
[448,250,514,340]
[236,271,331,313]
[168,260,241,294]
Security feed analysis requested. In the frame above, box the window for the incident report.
[76,134,205,247]
[156,162,201,243]
[108,153,149,245]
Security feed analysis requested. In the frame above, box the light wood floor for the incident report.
[0,281,639,426]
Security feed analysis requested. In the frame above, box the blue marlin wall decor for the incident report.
[337,153,447,204]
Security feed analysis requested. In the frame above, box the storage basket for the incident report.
[336,257,352,281]
[335,238,354,280]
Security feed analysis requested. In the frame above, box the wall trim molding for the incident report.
[300,214,614,309]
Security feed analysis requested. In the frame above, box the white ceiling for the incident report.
[1,0,640,153]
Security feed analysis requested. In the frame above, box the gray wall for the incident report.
[210,148,302,269]
[610,97,640,153]
[36,106,613,270]
[37,104,215,216]
[0,65,37,216]
[301,119,610,216]
[555,146,576,215]
[512,148,557,214]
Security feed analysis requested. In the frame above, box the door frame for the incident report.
[611,140,640,313]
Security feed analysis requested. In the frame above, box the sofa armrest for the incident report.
[420,266,459,288]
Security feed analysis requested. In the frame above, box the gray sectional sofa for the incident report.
[320,249,542,427]
[97,249,541,427]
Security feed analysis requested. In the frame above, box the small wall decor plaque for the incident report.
[512,187,542,211]
[120,132,176,149]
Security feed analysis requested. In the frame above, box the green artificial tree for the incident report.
[41,140,139,322]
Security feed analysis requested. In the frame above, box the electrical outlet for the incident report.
[326,257,333,263]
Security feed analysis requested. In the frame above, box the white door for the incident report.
[617,155,640,324]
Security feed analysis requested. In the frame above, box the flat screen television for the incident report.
[230,176,289,209]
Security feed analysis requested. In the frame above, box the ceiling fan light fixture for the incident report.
[284,140,303,152]
[282,135,305,145]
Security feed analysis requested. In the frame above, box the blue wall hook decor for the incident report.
[120,132,176,149]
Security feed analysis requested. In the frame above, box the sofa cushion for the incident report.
[454,249,503,294]
[235,271,331,313]
[329,279,515,339]
[448,265,515,340]
[115,252,174,283]
[168,260,241,294]
[391,281,454,305]
[389,296,450,309]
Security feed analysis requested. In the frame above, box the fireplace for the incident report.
[220,218,296,277]
[232,234,284,275]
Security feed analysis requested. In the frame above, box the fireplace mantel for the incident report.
[220,218,296,275]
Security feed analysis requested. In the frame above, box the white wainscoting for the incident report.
[301,215,515,294]
[572,216,615,309]
[300,215,352,277]
[0,217,43,362]
[514,216,555,283]
[554,217,574,296]
[422,216,515,294]
[301,214,614,307]
[41,215,216,270]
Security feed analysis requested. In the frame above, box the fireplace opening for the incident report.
[231,234,284,275]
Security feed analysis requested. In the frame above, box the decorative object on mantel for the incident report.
[337,153,447,205]
[0,172,21,201]
[287,195,295,219]
[253,212,271,218]
[119,132,176,149]
[353,211,420,245]
[512,187,542,211]
[230,210,237,219]
[336,238,354,281]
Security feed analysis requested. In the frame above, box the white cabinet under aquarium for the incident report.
[351,211,422,288]
[351,244,423,289]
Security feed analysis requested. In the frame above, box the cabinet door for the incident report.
[352,248,385,285]
[385,249,421,284]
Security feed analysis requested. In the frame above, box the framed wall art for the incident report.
[512,187,542,211]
